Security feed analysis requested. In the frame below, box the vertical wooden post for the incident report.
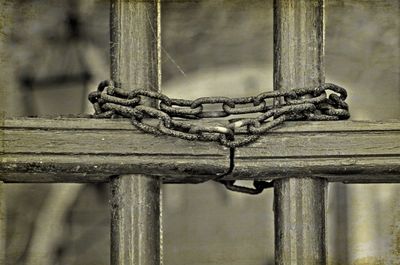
[0,181,4,265]
[273,0,327,264]
[110,1,162,265]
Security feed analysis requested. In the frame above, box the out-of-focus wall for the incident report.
[0,1,399,265]
[325,2,399,264]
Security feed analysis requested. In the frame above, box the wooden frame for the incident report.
[109,1,163,264]
[1,118,399,183]
[0,0,399,264]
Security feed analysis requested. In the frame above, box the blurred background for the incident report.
[0,0,399,264]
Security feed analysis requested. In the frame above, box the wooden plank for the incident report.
[1,117,230,183]
[4,117,400,131]
[111,175,161,265]
[273,0,326,264]
[1,118,400,182]
[232,120,400,182]
[109,0,162,264]
[274,178,327,264]
[0,181,4,265]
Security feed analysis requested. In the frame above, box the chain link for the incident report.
[88,80,350,194]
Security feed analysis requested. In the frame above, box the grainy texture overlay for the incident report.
[0,0,399,264]
[110,1,162,264]
[273,0,327,263]
[1,118,399,183]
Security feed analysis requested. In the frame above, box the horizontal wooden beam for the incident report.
[1,117,231,183]
[1,117,400,183]
[233,120,400,183]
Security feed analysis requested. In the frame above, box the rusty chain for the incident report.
[88,80,349,194]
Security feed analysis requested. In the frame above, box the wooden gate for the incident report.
[1,0,399,264]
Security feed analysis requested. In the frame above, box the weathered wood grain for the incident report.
[1,118,400,183]
[273,0,324,95]
[110,0,161,97]
[232,121,400,182]
[110,1,162,264]
[1,117,230,183]
[273,0,326,264]
[111,175,161,265]
[0,181,4,265]
[274,178,327,264]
